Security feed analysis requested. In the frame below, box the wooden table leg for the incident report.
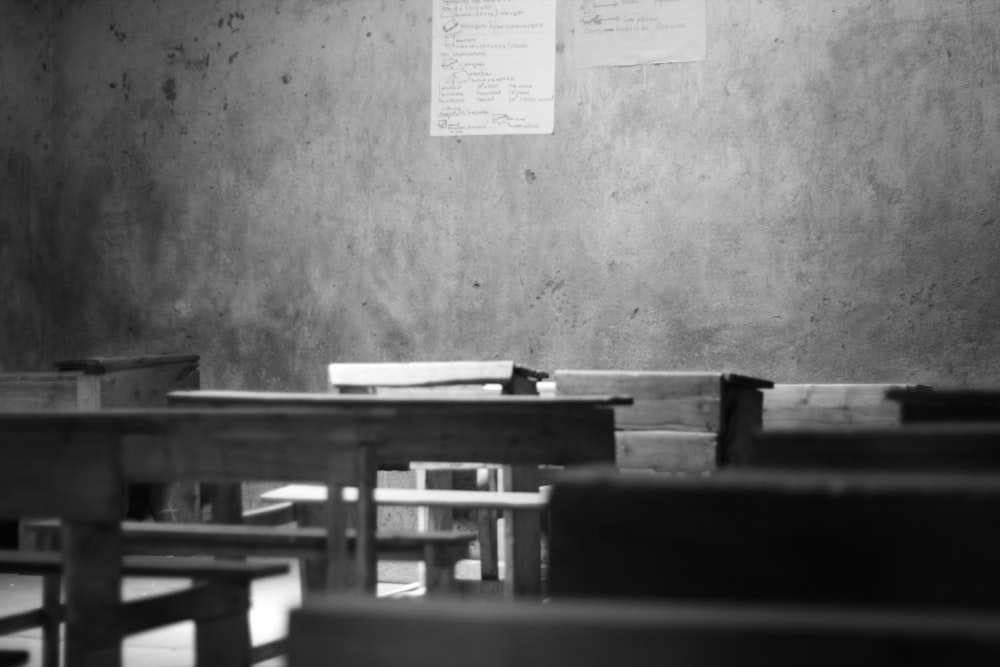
[63,521,122,667]
[503,464,542,599]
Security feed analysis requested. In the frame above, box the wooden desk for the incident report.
[3,409,368,666]
[167,390,623,596]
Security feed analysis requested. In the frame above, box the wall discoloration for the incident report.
[3,0,1000,388]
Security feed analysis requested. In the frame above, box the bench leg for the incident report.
[42,574,61,667]
[63,521,122,667]
[193,583,252,667]
[422,544,459,597]
[294,503,327,595]
[502,465,542,599]
[476,468,500,581]
[418,470,454,588]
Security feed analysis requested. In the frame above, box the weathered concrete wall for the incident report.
[5,0,1000,387]
[0,1,54,371]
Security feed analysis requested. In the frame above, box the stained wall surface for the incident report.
[3,0,1000,389]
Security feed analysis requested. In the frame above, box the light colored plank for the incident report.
[261,484,550,509]
[328,361,517,389]
[555,371,723,431]
[616,431,717,472]
[0,374,80,411]
[762,384,912,429]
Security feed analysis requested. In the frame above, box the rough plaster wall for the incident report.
[0,1,54,371]
[8,0,1000,387]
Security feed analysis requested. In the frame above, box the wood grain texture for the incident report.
[290,597,1000,667]
[616,431,717,472]
[762,384,917,430]
[549,468,1000,610]
[0,374,81,411]
[555,371,723,431]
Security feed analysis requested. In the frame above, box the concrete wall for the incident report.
[3,0,1000,388]
[1,1,54,371]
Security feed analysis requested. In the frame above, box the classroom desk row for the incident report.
[0,394,624,667]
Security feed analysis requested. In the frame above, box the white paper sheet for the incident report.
[431,0,556,136]
[575,0,706,68]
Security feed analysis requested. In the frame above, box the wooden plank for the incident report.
[289,597,1000,667]
[734,424,1000,471]
[549,469,1000,609]
[616,432,717,472]
[0,430,120,521]
[0,549,287,579]
[29,521,476,562]
[372,402,616,467]
[53,354,200,374]
[762,384,915,430]
[502,465,542,598]
[716,381,766,466]
[0,374,80,411]
[96,358,200,408]
[555,371,723,431]
[887,388,1000,423]
[114,411,362,483]
[261,484,550,509]
[167,390,629,407]
[328,361,518,388]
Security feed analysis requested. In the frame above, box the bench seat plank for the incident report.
[261,484,550,510]
[550,468,1000,609]
[27,522,475,562]
[290,597,1000,667]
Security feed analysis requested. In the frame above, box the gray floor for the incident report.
[0,559,413,667]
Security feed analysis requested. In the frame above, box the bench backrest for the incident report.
[887,388,1000,423]
[549,468,1000,610]
[0,354,200,411]
[289,596,1000,667]
[733,424,1000,470]
[761,384,927,431]
[554,371,772,472]
[327,360,545,395]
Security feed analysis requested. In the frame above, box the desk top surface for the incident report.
[166,389,632,407]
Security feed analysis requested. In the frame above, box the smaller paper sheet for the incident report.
[575,0,707,68]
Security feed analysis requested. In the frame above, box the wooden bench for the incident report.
[326,360,547,585]
[554,371,773,471]
[165,389,619,598]
[289,596,1000,667]
[549,466,1000,611]
[0,354,202,526]
[15,408,387,665]
[267,369,771,592]
[0,411,292,667]
[761,383,930,431]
